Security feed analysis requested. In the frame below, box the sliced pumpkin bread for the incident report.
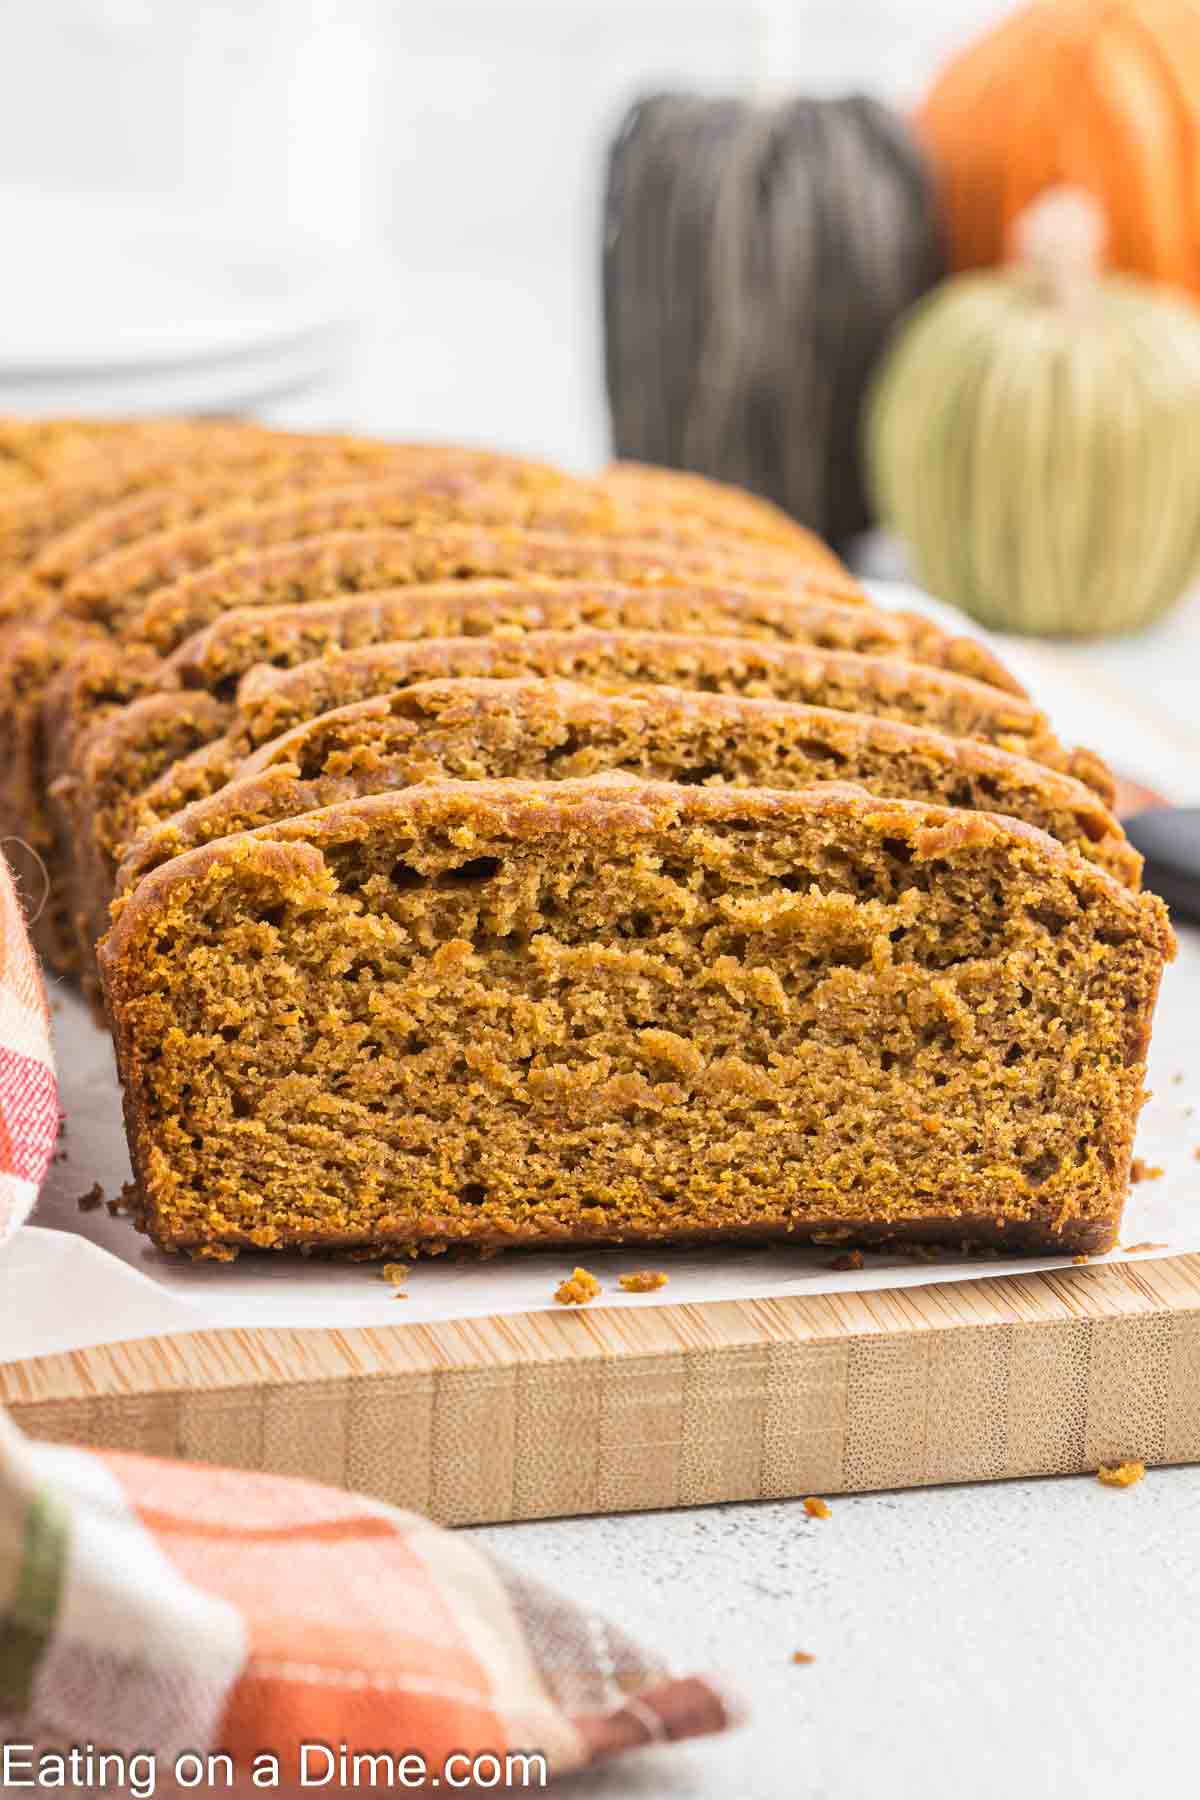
[98,777,1171,1261]
[113,677,1139,902]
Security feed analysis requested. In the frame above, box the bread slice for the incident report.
[49,570,1024,771]
[117,523,867,655]
[64,628,1091,973]
[99,777,1172,1261]
[44,570,1014,971]
[113,678,1139,903]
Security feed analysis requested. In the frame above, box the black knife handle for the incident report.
[1125,807,1200,925]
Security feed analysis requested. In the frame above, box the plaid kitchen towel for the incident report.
[0,847,733,1785]
[0,850,57,1245]
[0,1411,734,1787]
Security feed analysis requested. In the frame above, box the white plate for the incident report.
[0,324,356,419]
[0,184,356,374]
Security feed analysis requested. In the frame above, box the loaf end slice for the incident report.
[99,778,1172,1262]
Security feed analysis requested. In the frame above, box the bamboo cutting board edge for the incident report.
[5,1252,1200,1524]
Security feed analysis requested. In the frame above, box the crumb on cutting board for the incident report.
[802,1496,831,1520]
[619,1270,669,1293]
[1121,1241,1169,1255]
[829,1250,864,1272]
[1072,1253,1089,1264]
[75,1182,104,1213]
[791,1650,816,1665]
[555,1267,601,1306]
[1097,1461,1146,1489]
[1130,1158,1163,1184]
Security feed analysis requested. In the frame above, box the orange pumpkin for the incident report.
[918,0,1200,295]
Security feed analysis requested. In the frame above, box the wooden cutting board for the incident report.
[5,1253,1200,1524]
[5,770,1194,1525]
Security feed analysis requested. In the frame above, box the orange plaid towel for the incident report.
[0,1415,734,1786]
[0,851,57,1244]
[0,848,733,1783]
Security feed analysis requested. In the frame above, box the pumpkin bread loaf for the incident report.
[112,678,1139,899]
[64,628,1093,971]
[0,420,1162,1267]
[98,778,1171,1261]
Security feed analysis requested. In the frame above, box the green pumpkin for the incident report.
[866,189,1200,637]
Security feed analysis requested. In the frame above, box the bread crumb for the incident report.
[1130,1158,1163,1184]
[75,1182,104,1213]
[1172,1073,1185,1085]
[1097,1461,1146,1489]
[381,1261,412,1286]
[106,1182,138,1220]
[791,1650,816,1665]
[802,1495,831,1520]
[619,1270,669,1293]
[555,1266,601,1306]
[1072,1253,1089,1264]
[1121,1241,1169,1255]
[829,1249,865,1272]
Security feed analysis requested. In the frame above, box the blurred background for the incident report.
[3,0,1200,802]
[0,0,1009,461]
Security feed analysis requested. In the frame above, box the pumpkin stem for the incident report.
[1013,188,1105,307]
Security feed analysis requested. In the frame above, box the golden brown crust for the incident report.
[112,677,1138,899]
[69,626,1083,966]
[106,775,1169,945]
[124,523,868,654]
[46,573,1028,975]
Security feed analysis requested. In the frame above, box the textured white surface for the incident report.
[475,1467,1200,1797]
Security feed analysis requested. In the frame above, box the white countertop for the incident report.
[252,275,1198,1799]
[476,1465,1200,1797]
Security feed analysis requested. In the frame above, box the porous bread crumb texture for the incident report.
[57,617,1117,989]
[113,678,1137,904]
[84,624,1107,957]
[98,779,1171,1262]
